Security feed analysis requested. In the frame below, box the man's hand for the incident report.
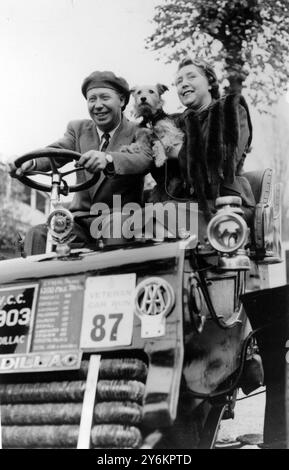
[7,157,35,177]
[76,150,107,173]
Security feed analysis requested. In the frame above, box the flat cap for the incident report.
[81,71,130,109]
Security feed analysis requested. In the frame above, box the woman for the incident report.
[174,56,255,222]
[124,57,254,238]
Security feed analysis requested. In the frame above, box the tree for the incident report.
[267,105,289,240]
[0,168,26,255]
[147,0,289,109]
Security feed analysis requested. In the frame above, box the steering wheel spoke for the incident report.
[61,166,86,177]
[25,170,53,177]
[49,158,60,174]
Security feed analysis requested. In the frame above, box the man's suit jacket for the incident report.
[36,116,152,218]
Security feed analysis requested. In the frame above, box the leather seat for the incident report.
[243,169,273,207]
[243,169,282,263]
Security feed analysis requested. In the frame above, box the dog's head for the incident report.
[130,84,169,119]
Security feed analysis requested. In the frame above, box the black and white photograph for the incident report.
[0,0,289,453]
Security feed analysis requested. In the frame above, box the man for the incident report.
[174,56,255,221]
[9,71,153,254]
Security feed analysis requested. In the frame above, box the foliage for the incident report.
[0,205,21,252]
[147,0,289,110]
[0,168,26,252]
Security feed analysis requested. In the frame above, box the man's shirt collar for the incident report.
[96,120,121,143]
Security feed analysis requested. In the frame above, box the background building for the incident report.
[0,161,50,258]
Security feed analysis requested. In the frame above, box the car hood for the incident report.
[0,238,197,285]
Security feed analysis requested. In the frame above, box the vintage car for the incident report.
[0,149,284,449]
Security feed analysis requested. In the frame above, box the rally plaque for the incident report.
[0,276,85,373]
[32,276,85,352]
[0,283,38,356]
[80,273,136,351]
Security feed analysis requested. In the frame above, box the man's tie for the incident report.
[91,132,110,189]
[100,132,110,152]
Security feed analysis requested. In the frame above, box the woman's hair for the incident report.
[177,57,220,99]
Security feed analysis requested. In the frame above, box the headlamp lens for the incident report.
[207,213,247,253]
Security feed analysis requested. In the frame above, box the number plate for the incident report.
[0,279,84,374]
[0,283,38,355]
[80,274,136,350]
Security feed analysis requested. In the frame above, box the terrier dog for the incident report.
[129,83,183,164]
[122,83,184,202]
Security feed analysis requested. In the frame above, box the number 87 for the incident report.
[90,313,123,342]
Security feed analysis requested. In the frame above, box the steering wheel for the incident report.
[13,148,100,195]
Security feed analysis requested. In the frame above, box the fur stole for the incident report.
[178,94,252,213]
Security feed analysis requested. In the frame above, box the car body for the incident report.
[0,159,283,449]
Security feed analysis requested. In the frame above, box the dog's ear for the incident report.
[130,86,137,96]
[156,83,169,96]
